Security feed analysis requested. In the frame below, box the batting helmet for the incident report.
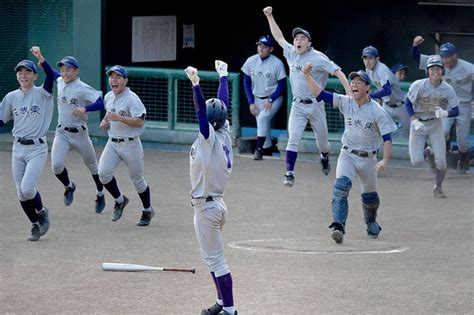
[206,98,228,130]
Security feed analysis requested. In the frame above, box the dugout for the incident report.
[0,0,472,160]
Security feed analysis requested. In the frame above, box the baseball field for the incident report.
[1,144,472,314]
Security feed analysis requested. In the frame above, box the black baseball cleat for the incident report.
[283,171,295,187]
[136,207,155,226]
[367,222,382,238]
[64,182,76,206]
[27,224,41,241]
[329,222,345,244]
[320,156,330,176]
[95,194,106,213]
[37,207,50,236]
[253,148,263,160]
[111,196,129,221]
[201,302,223,315]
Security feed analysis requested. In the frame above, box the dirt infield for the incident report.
[1,147,472,314]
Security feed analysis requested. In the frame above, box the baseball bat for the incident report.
[102,262,196,273]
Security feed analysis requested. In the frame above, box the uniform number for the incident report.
[223,145,232,169]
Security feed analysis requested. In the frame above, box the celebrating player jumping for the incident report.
[263,6,351,187]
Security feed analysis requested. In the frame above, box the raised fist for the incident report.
[263,6,273,16]
[413,35,424,47]
[215,60,228,77]
[184,66,200,86]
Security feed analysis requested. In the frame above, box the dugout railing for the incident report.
[111,66,410,154]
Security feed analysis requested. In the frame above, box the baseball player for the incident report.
[411,36,473,173]
[241,34,287,160]
[30,49,106,213]
[0,49,55,241]
[98,65,155,226]
[362,46,411,139]
[184,61,237,315]
[303,64,397,244]
[391,63,409,82]
[405,56,459,198]
[263,6,351,186]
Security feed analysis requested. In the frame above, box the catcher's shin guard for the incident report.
[362,192,381,237]
[331,176,352,226]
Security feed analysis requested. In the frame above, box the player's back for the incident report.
[189,121,232,198]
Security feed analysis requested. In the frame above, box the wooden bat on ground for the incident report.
[102,262,196,273]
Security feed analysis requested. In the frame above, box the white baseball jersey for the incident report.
[366,61,405,105]
[332,94,398,152]
[57,77,102,127]
[1,86,54,138]
[283,42,340,98]
[407,79,459,120]
[241,54,286,97]
[189,120,232,199]
[104,87,146,138]
[419,54,474,103]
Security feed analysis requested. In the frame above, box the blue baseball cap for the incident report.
[14,60,37,73]
[439,42,457,57]
[256,35,274,47]
[292,27,311,41]
[426,56,444,69]
[349,70,372,85]
[57,56,79,69]
[362,46,379,58]
[391,63,408,73]
[106,65,128,78]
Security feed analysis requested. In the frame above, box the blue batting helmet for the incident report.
[206,98,228,130]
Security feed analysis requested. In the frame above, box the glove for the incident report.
[184,66,200,86]
[215,60,228,77]
[411,119,426,132]
[435,107,448,119]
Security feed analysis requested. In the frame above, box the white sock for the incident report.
[96,191,104,197]
[217,299,223,306]
[223,306,235,314]
[115,194,124,204]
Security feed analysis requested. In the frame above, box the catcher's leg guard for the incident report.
[331,176,352,228]
[362,191,381,237]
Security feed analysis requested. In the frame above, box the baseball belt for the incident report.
[58,124,86,133]
[293,97,313,104]
[111,137,135,143]
[16,137,45,145]
[342,145,376,158]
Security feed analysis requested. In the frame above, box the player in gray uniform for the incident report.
[412,36,473,173]
[391,63,409,82]
[0,49,54,241]
[405,56,459,198]
[98,65,155,226]
[263,6,351,186]
[362,46,410,139]
[184,61,237,315]
[241,34,287,160]
[303,64,397,244]
[31,49,106,213]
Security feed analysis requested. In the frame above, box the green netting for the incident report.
[0,0,73,133]
[106,67,240,135]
